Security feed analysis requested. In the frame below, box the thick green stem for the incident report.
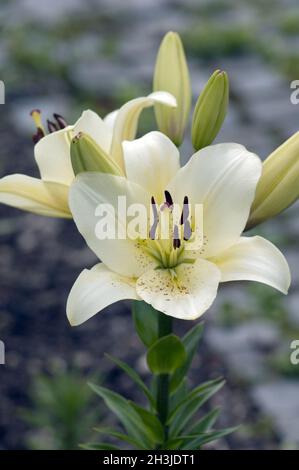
[156,313,172,445]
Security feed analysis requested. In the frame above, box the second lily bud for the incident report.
[247,131,299,230]
[192,70,229,151]
[70,132,123,177]
[153,32,191,147]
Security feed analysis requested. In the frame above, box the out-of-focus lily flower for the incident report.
[0,92,176,218]
[192,70,229,151]
[247,131,299,230]
[153,32,191,146]
[66,132,290,326]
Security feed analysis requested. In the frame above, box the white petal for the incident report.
[110,91,177,170]
[67,263,138,326]
[103,109,118,132]
[0,174,71,217]
[123,131,180,201]
[213,236,291,294]
[69,172,156,277]
[136,258,221,320]
[34,126,74,185]
[74,109,112,153]
[168,143,262,258]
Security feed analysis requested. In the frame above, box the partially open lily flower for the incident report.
[0,92,176,218]
[67,132,291,325]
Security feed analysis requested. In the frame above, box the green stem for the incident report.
[156,313,172,446]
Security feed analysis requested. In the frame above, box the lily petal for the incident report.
[123,131,180,201]
[67,263,138,326]
[168,143,262,258]
[110,91,177,170]
[103,109,118,132]
[213,236,291,294]
[69,172,157,278]
[74,109,112,154]
[35,126,74,185]
[136,258,221,320]
[0,174,71,217]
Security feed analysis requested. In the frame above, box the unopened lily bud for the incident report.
[247,131,299,230]
[153,31,191,146]
[71,132,123,177]
[192,70,229,151]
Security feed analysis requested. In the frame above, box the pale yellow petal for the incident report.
[67,263,138,326]
[0,174,71,217]
[136,258,220,320]
[110,91,177,170]
[34,127,74,185]
[212,236,291,294]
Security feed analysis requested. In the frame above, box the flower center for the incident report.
[143,191,197,269]
[30,109,67,144]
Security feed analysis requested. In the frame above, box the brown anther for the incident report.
[173,225,181,249]
[47,119,58,133]
[164,190,173,208]
[53,113,67,129]
[32,127,45,144]
[150,196,159,240]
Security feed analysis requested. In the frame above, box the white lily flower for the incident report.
[67,132,291,325]
[0,92,176,218]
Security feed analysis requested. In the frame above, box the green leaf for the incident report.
[169,379,188,414]
[130,402,164,444]
[181,426,238,450]
[170,323,204,392]
[168,378,225,437]
[132,301,159,347]
[147,334,186,375]
[94,427,146,449]
[105,354,155,407]
[89,383,152,447]
[188,408,220,435]
[81,442,121,450]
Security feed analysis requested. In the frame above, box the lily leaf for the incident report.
[188,408,220,435]
[170,322,204,392]
[105,353,155,407]
[94,427,146,449]
[168,378,225,437]
[132,301,159,347]
[130,402,164,444]
[147,334,186,375]
[88,383,152,448]
[181,426,238,450]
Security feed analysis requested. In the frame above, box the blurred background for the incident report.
[1,0,299,450]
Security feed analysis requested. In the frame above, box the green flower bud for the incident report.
[247,131,299,230]
[153,31,191,146]
[70,132,123,177]
[192,70,229,151]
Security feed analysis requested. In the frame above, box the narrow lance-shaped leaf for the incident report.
[168,378,225,437]
[170,322,204,392]
[88,383,152,448]
[105,353,155,407]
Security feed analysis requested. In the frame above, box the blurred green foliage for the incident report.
[21,369,101,450]
[183,25,257,59]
